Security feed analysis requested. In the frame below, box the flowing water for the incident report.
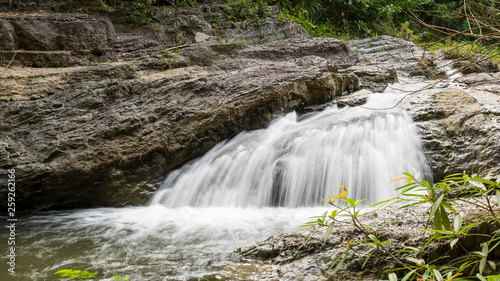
[2,76,444,281]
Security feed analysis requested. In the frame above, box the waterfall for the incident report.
[149,84,431,208]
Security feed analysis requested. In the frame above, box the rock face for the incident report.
[407,85,500,181]
[0,13,117,67]
[348,35,443,80]
[348,35,500,182]
[0,35,364,212]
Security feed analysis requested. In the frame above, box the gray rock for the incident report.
[0,20,15,50]
[235,201,500,280]
[0,37,362,212]
[0,13,117,66]
[407,85,500,181]
[452,57,499,74]
[349,35,444,79]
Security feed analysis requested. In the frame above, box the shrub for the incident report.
[304,172,500,280]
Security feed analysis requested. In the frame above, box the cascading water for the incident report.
[150,90,430,208]
[4,76,443,281]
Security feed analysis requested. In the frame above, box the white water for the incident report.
[5,76,440,281]
[9,206,325,281]
[150,85,430,208]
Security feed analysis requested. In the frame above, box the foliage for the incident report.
[170,0,198,7]
[222,0,269,22]
[65,0,114,11]
[425,39,500,65]
[112,275,130,281]
[54,269,129,281]
[126,0,157,24]
[268,0,433,38]
[54,269,98,280]
[304,172,500,280]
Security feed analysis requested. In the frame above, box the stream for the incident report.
[1,72,461,281]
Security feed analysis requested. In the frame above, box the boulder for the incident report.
[348,35,444,80]
[407,79,500,181]
[0,13,117,66]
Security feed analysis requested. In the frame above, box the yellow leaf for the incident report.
[390,177,410,184]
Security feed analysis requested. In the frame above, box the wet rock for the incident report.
[237,205,431,280]
[236,201,500,280]
[452,57,499,74]
[455,72,500,101]
[349,35,444,80]
[407,86,500,181]
[241,37,357,64]
[0,37,360,212]
[340,64,397,92]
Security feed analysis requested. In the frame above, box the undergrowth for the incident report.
[426,39,500,65]
[303,172,500,280]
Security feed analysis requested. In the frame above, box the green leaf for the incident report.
[482,243,489,256]
[405,257,424,266]
[454,214,462,233]
[330,251,349,275]
[433,269,444,281]
[322,211,328,220]
[441,206,451,231]
[388,272,398,281]
[450,238,459,249]
[402,172,415,178]
[440,201,456,213]
[479,257,486,273]
[430,194,445,218]
[331,210,339,218]
[354,199,366,207]
[353,210,360,218]
[423,268,430,280]
[362,248,376,269]
[402,246,420,252]
[488,260,497,271]
[342,198,356,207]
[476,273,487,281]
[469,177,494,185]
[370,198,394,208]
[434,207,443,231]
[368,234,378,243]
[401,269,418,281]
[496,191,500,208]
[324,222,335,243]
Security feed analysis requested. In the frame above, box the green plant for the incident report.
[54,269,129,281]
[303,172,500,280]
[171,0,197,7]
[222,0,269,22]
[65,0,115,11]
[54,269,98,280]
[127,0,156,25]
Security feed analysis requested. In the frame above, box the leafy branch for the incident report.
[303,172,500,280]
